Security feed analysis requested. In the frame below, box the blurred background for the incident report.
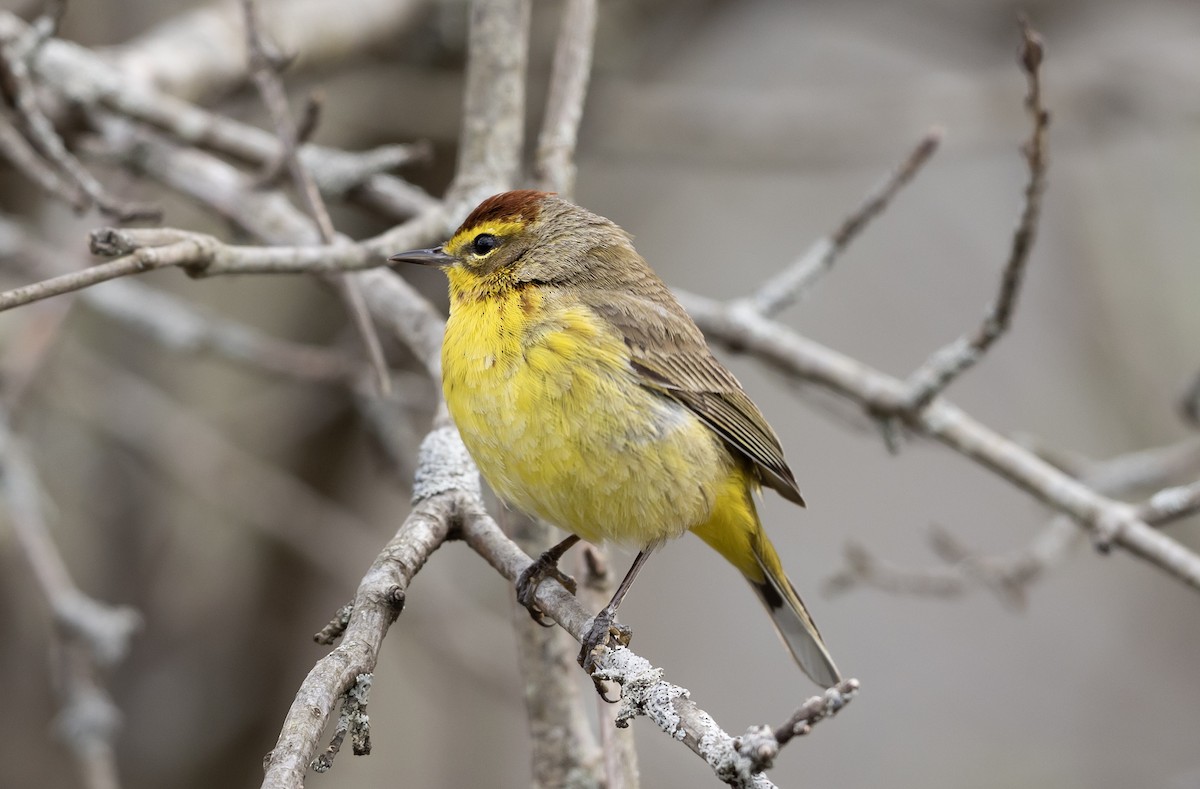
[1,0,1198,787]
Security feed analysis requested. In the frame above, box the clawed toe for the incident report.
[577,609,633,674]
[516,542,580,625]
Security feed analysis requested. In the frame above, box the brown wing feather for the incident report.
[581,288,805,507]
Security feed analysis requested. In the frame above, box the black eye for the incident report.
[472,233,497,255]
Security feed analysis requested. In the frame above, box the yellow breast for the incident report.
[441,276,730,547]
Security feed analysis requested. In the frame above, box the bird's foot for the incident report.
[516,549,578,627]
[578,608,632,701]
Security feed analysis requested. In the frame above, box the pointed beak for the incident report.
[387,246,453,267]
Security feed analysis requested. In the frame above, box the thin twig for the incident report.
[1137,479,1200,525]
[1181,370,1200,427]
[534,0,598,195]
[504,511,604,789]
[54,354,381,583]
[684,291,1200,594]
[745,127,943,317]
[900,18,1048,412]
[0,114,87,208]
[0,20,157,220]
[0,416,140,789]
[580,546,639,789]
[311,673,373,772]
[241,0,335,241]
[458,501,858,789]
[260,421,466,789]
[240,0,392,397]
[449,0,532,203]
[0,235,206,312]
[824,437,1200,605]
[80,279,363,384]
[771,680,859,747]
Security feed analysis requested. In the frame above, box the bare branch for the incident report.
[579,546,640,789]
[0,417,140,789]
[1182,369,1200,427]
[1137,480,1200,525]
[504,510,604,789]
[0,114,87,208]
[0,234,208,312]
[6,6,433,219]
[450,0,531,202]
[534,0,598,196]
[0,15,157,220]
[458,502,857,789]
[261,422,469,789]
[825,437,1200,604]
[684,292,1200,594]
[240,0,391,397]
[745,127,943,317]
[311,673,373,772]
[108,0,428,102]
[81,278,362,384]
[900,18,1049,412]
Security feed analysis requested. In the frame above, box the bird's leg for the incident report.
[516,534,581,626]
[579,548,652,689]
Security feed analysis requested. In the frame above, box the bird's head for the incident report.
[389,190,640,294]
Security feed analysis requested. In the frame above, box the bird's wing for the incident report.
[583,289,805,506]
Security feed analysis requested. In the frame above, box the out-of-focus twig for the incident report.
[240,0,391,397]
[449,0,531,204]
[580,546,639,789]
[0,416,140,789]
[0,16,157,220]
[1182,370,1200,427]
[900,18,1048,412]
[685,288,1200,594]
[744,127,942,317]
[108,0,429,102]
[534,0,597,195]
[825,437,1200,605]
[54,355,380,582]
[81,279,363,384]
[505,511,604,789]
[0,115,86,209]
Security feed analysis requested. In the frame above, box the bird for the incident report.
[389,189,841,688]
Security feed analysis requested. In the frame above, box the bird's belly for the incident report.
[443,308,729,548]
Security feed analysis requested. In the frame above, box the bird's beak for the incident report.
[387,246,453,267]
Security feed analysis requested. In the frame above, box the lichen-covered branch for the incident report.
[457,503,858,789]
[260,421,470,789]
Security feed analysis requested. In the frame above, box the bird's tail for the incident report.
[691,474,841,688]
[746,531,841,687]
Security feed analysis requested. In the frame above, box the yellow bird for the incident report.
[390,190,841,687]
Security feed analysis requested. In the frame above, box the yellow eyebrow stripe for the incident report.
[445,219,525,256]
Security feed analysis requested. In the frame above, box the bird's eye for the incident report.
[471,233,498,256]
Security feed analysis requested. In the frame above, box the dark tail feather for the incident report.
[750,543,842,687]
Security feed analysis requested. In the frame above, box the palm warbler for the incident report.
[390,190,840,687]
